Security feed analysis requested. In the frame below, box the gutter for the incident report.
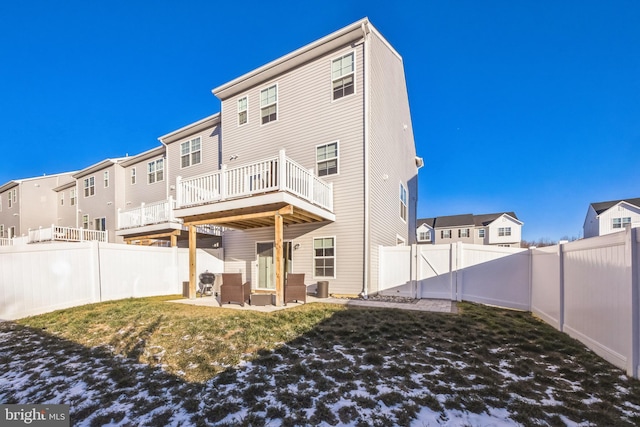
[362,21,371,298]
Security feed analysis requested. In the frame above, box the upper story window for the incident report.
[84,177,95,197]
[60,192,64,206]
[148,159,164,184]
[238,96,248,125]
[418,230,431,242]
[131,168,136,185]
[8,189,16,208]
[478,229,485,238]
[181,137,201,168]
[442,230,452,239]
[612,217,632,229]
[70,188,76,206]
[316,142,338,176]
[399,183,408,222]
[82,214,89,230]
[459,228,470,238]
[498,227,512,237]
[0,225,4,238]
[104,171,109,188]
[0,195,2,211]
[260,85,277,124]
[332,52,355,100]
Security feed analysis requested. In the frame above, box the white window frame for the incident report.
[180,138,201,168]
[331,51,355,101]
[0,224,4,238]
[478,229,485,238]
[60,192,64,206]
[148,159,164,184]
[612,217,632,229]
[70,188,76,206]
[84,177,95,197]
[260,84,278,125]
[498,227,512,237]
[442,229,452,239]
[82,214,89,230]
[459,228,469,238]
[131,168,136,185]
[0,195,2,211]
[399,183,408,222]
[8,226,15,239]
[238,96,248,126]
[418,230,431,242]
[104,171,109,188]
[313,236,336,279]
[316,141,339,177]
[12,189,16,204]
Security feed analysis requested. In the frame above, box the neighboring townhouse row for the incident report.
[417,212,523,247]
[583,197,640,238]
[1,18,421,301]
[0,173,76,242]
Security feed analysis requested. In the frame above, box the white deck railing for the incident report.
[117,198,223,236]
[118,197,178,229]
[1,226,108,246]
[176,149,333,212]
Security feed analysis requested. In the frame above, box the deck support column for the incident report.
[188,224,197,299]
[171,234,178,247]
[275,213,284,306]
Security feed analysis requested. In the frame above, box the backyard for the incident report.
[1,296,639,426]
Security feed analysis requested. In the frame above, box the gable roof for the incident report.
[590,198,640,215]
[417,212,522,229]
[212,18,397,100]
[72,158,127,179]
[473,212,520,226]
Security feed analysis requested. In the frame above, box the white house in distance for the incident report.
[417,212,523,247]
[583,198,640,238]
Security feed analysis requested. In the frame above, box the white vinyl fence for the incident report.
[0,242,224,321]
[379,227,640,378]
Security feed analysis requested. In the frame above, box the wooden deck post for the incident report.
[171,233,178,247]
[189,224,197,299]
[275,212,284,306]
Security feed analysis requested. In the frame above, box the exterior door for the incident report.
[256,241,292,289]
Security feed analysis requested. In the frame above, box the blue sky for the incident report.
[1,1,638,241]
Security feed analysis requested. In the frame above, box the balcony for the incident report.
[174,149,335,229]
[116,197,222,243]
[0,226,107,246]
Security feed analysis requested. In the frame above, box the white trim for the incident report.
[254,240,293,290]
[83,176,95,198]
[103,170,109,188]
[315,140,340,177]
[312,235,336,280]
[147,158,165,184]
[237,95,248,127]
[259,83,278,126]
[179,136,202,169]
[131,167,136,185]
[399,182,408,223]
[330,50,356,102]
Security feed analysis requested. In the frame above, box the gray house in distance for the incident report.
[417,212,523,247]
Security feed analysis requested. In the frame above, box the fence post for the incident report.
[558,241,565,332]
[627,227,639,378]
[411,243,419,299]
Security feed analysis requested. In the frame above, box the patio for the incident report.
[169,294,455,313]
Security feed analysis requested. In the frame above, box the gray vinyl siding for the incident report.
[124,154,167,206]
[166,124,221,201]
[56,185,78,228]
[218,42,366,295]
[0,186,21,236]
[76,164,125,243]
[367,32,419,294]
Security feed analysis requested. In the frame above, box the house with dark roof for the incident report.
[583,198,640,238]
[417,212,523,247]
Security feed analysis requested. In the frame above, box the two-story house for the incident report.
[0,173,75,242]
[417,212,522,247]
[153,18,421,303]
[583,198,640,238]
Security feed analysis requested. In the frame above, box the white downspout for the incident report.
[362,21,371,298]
